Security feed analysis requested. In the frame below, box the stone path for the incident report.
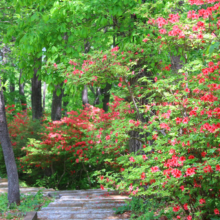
[0,178,130,220]
[0,178,55,196]
[38,189,130,219]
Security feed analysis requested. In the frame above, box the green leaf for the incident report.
[56,88,61,96]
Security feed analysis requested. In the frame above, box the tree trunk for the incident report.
[101,83,112,112]
[19,70,27,110]
[31,58,42,120]
[9,82,15,106]
[129,130,143,153]
[9,83,15,93]
[62,90,69,116]
[82,85,89,109]
[81,41,91,109]
[43,82,46,112]
[94,87,101,105]
[0,79,20,206]
[170,54,183,74]
[51,83,63,121]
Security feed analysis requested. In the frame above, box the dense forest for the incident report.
[0,0,220,219]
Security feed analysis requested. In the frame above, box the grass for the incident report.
[0,189,54,219]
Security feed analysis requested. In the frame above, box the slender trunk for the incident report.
[43,82,46,112]
[82,85,89,109]
[129,131,143,153]
[51,83,63,121]
[62,91,69,116]
[9,83,15,93]
[0,78,20,206]
[94,87,101,105]
[9,82,15,105]
[81,41,90,109]
[170,53,183,74]
[31,57,42,120]
[101,83,112,112]
[19,70,27,110]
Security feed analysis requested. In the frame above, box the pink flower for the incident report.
[152,134,158,140]
[179,156,186,162]
[203,165,213,173]
[100,185,105,190]
[197,34,203,39]
[188,155,195,159]
[54,63,57,68]
[118,83,122,87]
[76,159,79,163]
[141,172,146,180]
[185,88,190,93]
[142,155,148,160]
[187,216,192,220]
[151,166,159,173]
[93,76,97,81]
[129,157,135,162]
[186,167,196,176]
[199,198,206,204]
[159,29,167,34]
[182,117,189,124]
[183,203,188,210]
[173,205,180,212]
[64,79,68,83]
[154,77,158,82]
[111,46,119,52]
[175,117,182,124]
[201,152,207,157]
[216,164,220,171]
[172,169,182,178]
[180,185,184,191]
[105,135,110,140]
[214,209,220,215]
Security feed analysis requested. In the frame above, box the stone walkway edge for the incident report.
[0,178,130,220]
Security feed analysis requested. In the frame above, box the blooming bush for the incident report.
[0,106,43,178]
[1,0,220,218]
[51,0,220,219]
[18,103,130,189]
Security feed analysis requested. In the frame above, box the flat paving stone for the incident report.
[0,178,55,196]
[37,189,130,220]
[0,178,130,219]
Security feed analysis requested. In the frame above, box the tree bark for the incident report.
[101,83,112,112]
[82,85,89,109]
[19,70,27,110]
[9,83,15,93]
[170,53,183,74]
[62,90,69,116]
[0,78,20,206]
[31,58,42,120]
[94,87,101,105]
[81,41,91,109]
[51,83,63,121]
[43,82,46,112]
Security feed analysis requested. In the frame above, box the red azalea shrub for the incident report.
[19,103,130,188]
[52,0,220,218]
[0,106,44,177]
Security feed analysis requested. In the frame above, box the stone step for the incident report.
[48,200,127,208]
[38,209,115,214]
[41,207,116,212]
[0,179,55,196]
[37,188,130,220]
[58,196,130,201]
[37,212,128,219]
